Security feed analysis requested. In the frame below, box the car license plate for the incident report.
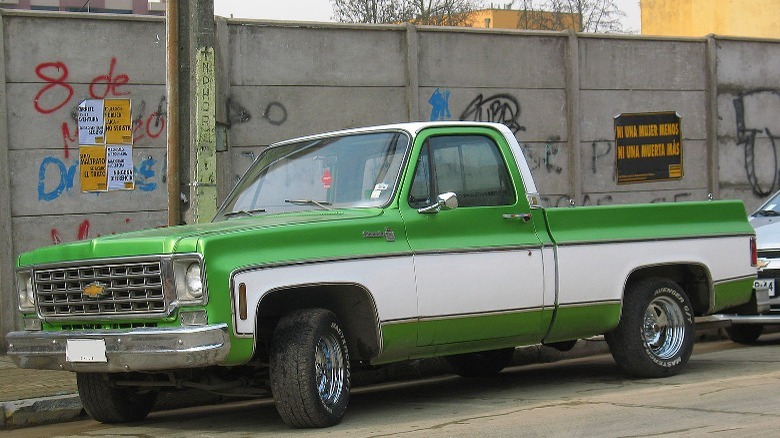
[754,279,775,297]
[65,339,107,363]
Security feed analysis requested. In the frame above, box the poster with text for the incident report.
[104,98,133,145]
[80,145,107,192]
[615,111,683,184]
[78,99,104,144]
[106,145,134,190]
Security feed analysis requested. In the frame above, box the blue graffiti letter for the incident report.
[428,88,451,121]
[38,157,77,201]
[135,157,158,192]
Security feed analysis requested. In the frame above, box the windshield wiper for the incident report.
[285,199,333,210]
[223,208,266,218]
[756,209,780,217]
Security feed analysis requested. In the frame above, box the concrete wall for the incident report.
[2,10,780,343]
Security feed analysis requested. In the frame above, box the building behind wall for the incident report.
[0,0,165,15]
[467,7,581,31]
[642,0,780,38]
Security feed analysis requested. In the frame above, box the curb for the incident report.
[0,394,83,429]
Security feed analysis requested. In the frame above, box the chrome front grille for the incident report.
[34,259,167,319]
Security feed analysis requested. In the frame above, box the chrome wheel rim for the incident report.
[315,332,345,407]
[642,295,686,360]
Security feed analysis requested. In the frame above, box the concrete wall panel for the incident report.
[226,86,408,147]
[717,39,780,89]
[3,15,165,84]
[10,147,167,216]
[5,84,167,150]
[418,31,567,88]
[229,25,407,87]
[579,38,706,90]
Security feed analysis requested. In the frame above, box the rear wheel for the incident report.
[444,347,515,378]
[76,373,157,423]
[725,324,764,345]
[270,308,351,428]
[605,278,694,378]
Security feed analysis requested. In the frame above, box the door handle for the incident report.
[502,213,532,223]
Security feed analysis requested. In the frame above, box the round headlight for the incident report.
[185,263,203,298]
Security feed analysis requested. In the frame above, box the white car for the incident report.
[723,191,780,343]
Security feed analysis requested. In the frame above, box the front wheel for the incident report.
[76,373,157,423]
[605,278,694,378]
[270,308,351,428]
[725,324,764,345]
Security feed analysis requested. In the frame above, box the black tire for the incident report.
[444,347,515,378]
[270,308,351,428]
[725,324,764,345]
[76,373,157,423]
[605,278,694,378]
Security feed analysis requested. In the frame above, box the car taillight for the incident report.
[751,236,758,267]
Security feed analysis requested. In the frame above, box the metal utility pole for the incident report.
[166,0,218,225]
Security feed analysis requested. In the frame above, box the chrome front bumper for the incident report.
[6,324,230,372]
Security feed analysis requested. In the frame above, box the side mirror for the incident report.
[418,192,458,214]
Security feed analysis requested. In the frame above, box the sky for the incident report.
[213,0,643,33]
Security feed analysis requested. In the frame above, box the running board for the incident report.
[697,314,780,325]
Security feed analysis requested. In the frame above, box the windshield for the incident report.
[215,131,410,220]
[754,191,780,217]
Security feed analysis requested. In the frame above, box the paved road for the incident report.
[13,334,780,437]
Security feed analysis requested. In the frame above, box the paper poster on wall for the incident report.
[104,98,133,145]
[78,99,105,144]
[106,145,134,190]
[615,111,683,184]
[80,145,108,192]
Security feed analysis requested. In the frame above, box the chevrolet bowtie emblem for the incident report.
[83,282,107,299]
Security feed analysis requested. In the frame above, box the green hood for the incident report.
[17,209,383,267]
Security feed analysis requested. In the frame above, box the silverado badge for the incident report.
[362,228,396,242]
[83,282,107,299]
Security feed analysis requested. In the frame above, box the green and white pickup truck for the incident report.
[8,122,757,428]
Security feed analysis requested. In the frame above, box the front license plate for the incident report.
[66,339,107,363]
[754,278,775,297]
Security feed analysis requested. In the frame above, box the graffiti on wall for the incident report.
[429,88,451,121]
[460,93,526,135]
[522,137,563,175]
[226,96,288,127]
[33,58,162,202]
[733,89,780,197]
[50,217,135,245]
[427,89,525,135]
[38,156,158,201]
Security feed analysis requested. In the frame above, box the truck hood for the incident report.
[17,209,383,267]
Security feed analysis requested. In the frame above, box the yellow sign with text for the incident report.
[104,98,132,145]
[80,145,107,192]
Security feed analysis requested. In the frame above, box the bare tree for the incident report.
[331,0,486,25]
[330,0,408,24]
[512,0,626,33]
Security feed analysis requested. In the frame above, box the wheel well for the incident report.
[625,264,712,315]
[253,284,381,363]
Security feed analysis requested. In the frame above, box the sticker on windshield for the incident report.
[321,168,333,189]
[371,183,389,199]
[768,204,777,211]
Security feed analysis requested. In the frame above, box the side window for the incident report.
[408,135,515,208]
